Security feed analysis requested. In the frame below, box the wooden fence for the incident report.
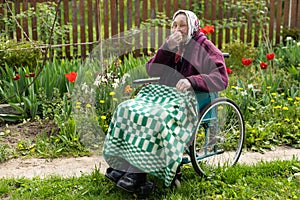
[0,0,300,59]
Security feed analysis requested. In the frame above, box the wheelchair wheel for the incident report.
[190,97,245,177]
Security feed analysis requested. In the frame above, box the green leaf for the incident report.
[0,114,23,121]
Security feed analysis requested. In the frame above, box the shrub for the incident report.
[0,38,42,71]
[223,40,258,74]
[281,27,300,45]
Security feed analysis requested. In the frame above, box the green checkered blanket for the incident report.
[102,84,198,186]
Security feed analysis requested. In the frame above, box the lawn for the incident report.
[0,159,299,199]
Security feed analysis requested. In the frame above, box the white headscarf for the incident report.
[172,10,201,44]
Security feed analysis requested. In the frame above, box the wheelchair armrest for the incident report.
[132,77,160,84]
[222,53,230,58]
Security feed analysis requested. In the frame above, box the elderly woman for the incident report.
[102,10,228,195]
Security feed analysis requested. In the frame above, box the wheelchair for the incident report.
[132,53,245,187]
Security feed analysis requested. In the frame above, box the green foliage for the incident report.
[223,40,258,75]
[0,144,14,163]
[193,0,269,31]
[0,160,299,199]
[281,27,300,44]
[0,59,81,120]
[0,2,70,44]
[142,12,172,27]
[0,38,42,70]
[222,39,300,151]
[275,39,300,71]
[0,65,41,119]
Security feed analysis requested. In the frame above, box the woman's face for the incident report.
[172,14,188,42]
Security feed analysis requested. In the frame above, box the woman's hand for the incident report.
[167,32,183,50]
[176,79,191,92]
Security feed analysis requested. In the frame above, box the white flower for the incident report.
[112,82,118,89]
[93,75,101,86]
[241,90,247,96]
[297,42,300,46]
[121,73,131,84]
[248,84,254,90]
[81,82,89,93]
[286,36,293,41]
[114,78,120,84]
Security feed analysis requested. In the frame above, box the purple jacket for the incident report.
[146,31,228,92]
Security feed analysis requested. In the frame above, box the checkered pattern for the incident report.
[102,84,198,186]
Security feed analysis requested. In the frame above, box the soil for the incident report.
[0,120,299,179]
[0,120,60,147]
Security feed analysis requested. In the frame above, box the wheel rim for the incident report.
[191,99,245,177]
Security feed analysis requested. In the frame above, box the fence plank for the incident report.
[283,0,290,27]
[95,0,100,40]
[142,0,148,54]
[134,0,140,56]
[174,0,178,11]
[127,0,132,30]
[225,0,230,43]
[297,0,300,27]
[189,0,193,9]
[276,0,282,44]
[247,10,252,43]
[166,0,171,37]
[111,0,117,36]
[211,0,216,44]
[204,0,209,20]
[56,1,63,58]
[15,1,21,40]
[63,0,70,58]
[0,0,4,32]
[30,0,37,41]
[87,0,93,52]
[22,0,29,40]
[80,0,86,58]
[119,0,124,34]
[72,0,78,55]
[218,0,224,48]
[269,0,275,43]
[232,0,238,41]
[103,0,109,38]
[7,1,13,38]
[291,0,298,28]
[158,0,163,47]
[150,0,155,51]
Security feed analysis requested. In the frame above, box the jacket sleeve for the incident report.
[186,43,228,92]
[146,43,176,77]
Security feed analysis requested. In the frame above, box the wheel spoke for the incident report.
[190,98,245,177]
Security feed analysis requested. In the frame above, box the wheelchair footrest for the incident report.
[196,149,225,160]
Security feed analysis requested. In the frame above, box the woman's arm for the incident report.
[186,41,228,92]
[145,43,176,77]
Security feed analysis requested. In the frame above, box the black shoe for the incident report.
[105,167,126,183]
[116,173,152,194]
[135,181,154,196]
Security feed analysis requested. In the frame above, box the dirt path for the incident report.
[0,146,299,179]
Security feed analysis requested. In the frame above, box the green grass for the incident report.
[0,159,299,200]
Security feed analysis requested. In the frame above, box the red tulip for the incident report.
[12,74,21,81]
[226,67,233,74]
[25,74,30,78]
[65,72,77,83]
[266,53,275,60]
[200,25,214,34]
[29,72,35,77]
[241,58,252,66]
[260,62,268,69]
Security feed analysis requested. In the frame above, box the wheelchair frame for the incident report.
[132,53,245,187]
